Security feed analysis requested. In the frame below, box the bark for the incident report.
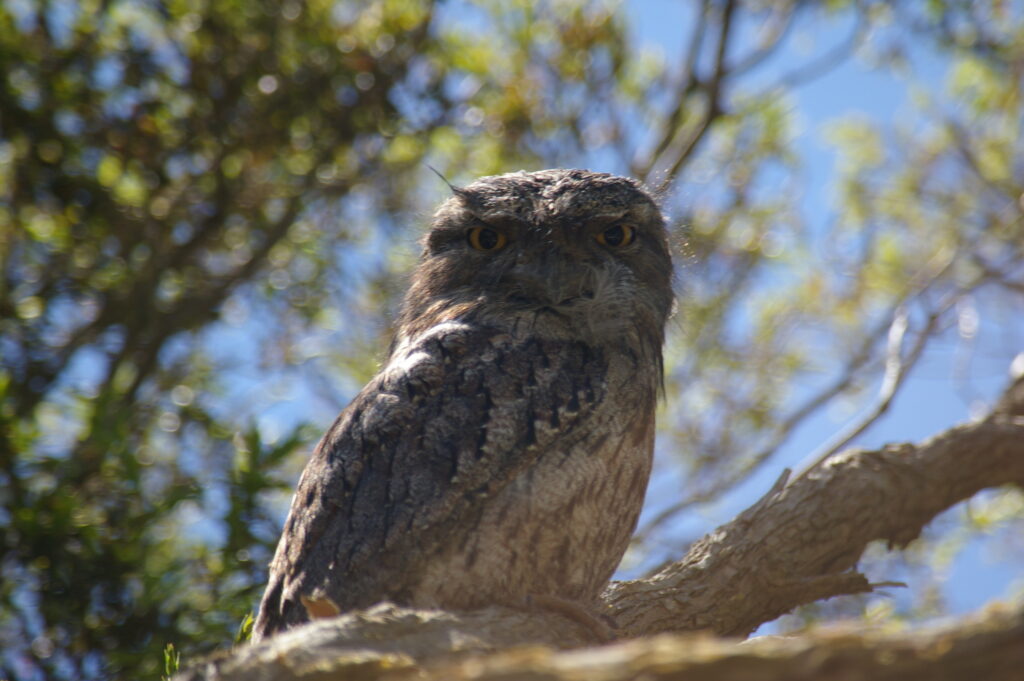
[606,405,1024,637]
[179,602,1024,681]
[177,374,1024,681]
[399,604,1024,681]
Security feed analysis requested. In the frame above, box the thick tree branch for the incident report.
[406,603,1024,681]
[181,599,1024,681]
[179,372,1024,680]
[607,402,1024,637]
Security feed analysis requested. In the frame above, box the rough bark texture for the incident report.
[403,604,1024,681]
[177,375,1024,681]
[605,411,1024,637]
[179,602,1024,681]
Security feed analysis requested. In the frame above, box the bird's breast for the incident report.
[410,362,657,609]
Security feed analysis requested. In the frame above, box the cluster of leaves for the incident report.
[1,0,1022,679]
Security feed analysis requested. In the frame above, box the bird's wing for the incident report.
[253,322,608,638]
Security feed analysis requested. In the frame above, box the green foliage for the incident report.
[1,0,1022,679]
[161,643,180,681]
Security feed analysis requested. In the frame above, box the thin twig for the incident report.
[795,295,957,476]
[727,2,799,78]
[946,121,1021,198]
[654,0,737,193]
[760,9,868,94]
[637,251,960,539]
[632,0,710,179]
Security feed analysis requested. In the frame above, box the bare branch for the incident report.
[652,0,736,193]
[946,121,1021,199]
[606,388,1024,638]
[633,0,710,179]
[727,2,799,77]
[415,605,1024,681]
[973,254,1024,295]
[182,601,1024,681]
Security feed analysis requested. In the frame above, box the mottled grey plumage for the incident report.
[252,169,673,641]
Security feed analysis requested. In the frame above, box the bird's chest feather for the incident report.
[412,363,656,608]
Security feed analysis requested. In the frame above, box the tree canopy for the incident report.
[1,1,1022,680]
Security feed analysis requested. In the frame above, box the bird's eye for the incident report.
[467,226,507,252]
[595,224,636,248]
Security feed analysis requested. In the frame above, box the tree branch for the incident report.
[178,370,1024,680]
[406,603,1024,681]
[606,401,1024,637]
[180,598,1024,681]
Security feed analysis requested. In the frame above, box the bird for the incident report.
[252,168,674,642]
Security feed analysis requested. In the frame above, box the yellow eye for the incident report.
[595,224,636,248]
[467,225,507,252]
